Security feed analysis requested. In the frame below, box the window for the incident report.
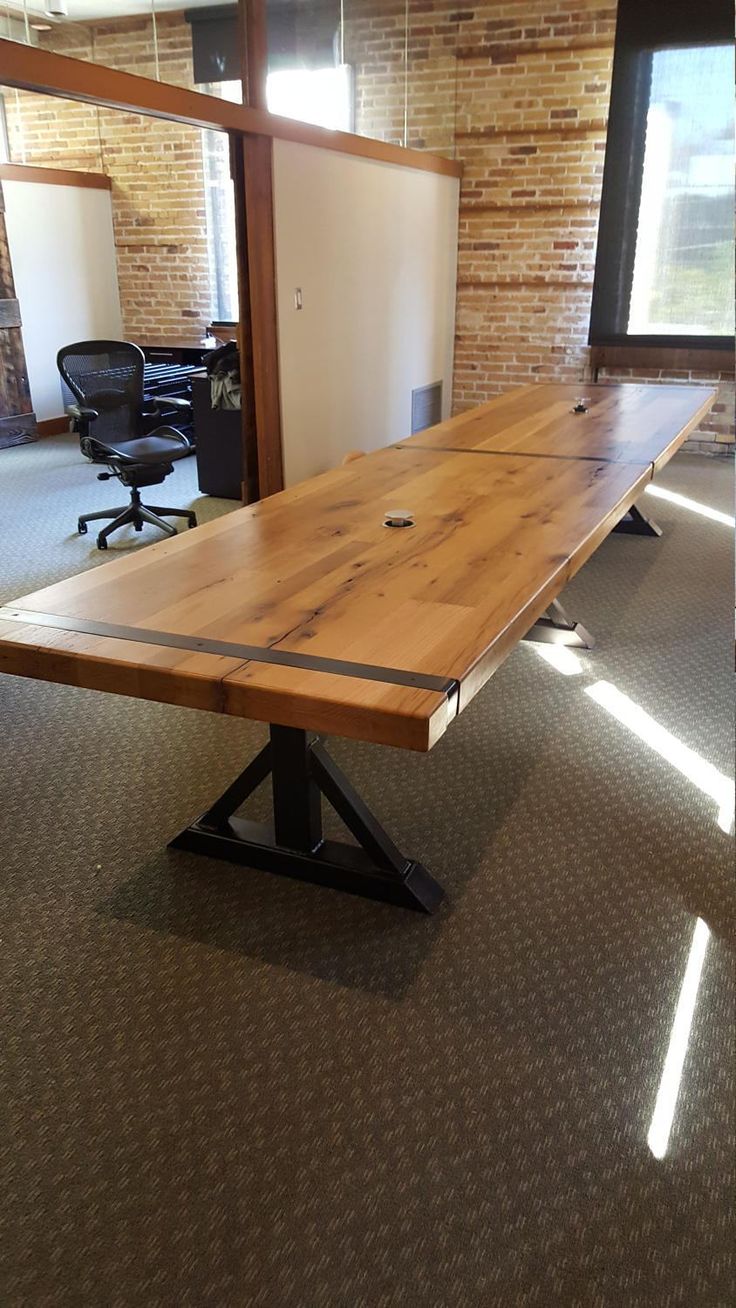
[201,82,241,324]
[590,0,734,349]
[266,65,354,133]
[0,95,9,163]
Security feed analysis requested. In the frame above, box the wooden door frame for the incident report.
[237,0,283,497]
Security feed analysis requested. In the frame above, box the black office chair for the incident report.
[58,340,197,550]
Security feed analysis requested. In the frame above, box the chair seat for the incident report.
[97,427,192,465]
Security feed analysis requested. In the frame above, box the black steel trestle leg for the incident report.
[168,725,444,913]
[612,502,662,537]
[523,596,595,649]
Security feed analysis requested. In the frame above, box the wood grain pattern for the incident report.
[0,616,248,715]
[229,136,260,504]
[401,382,717,471]
[0,384,711,750]
[1,446,644,749]
[240,134,284,497]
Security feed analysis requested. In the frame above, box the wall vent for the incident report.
[411,381,442,434]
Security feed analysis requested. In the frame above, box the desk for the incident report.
[0,382,716,912]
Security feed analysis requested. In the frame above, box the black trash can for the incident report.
[192,372,243,500]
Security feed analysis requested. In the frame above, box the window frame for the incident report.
[589,0,735,352]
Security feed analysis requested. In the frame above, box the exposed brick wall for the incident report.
[4,14,214,345]
[347,0,733,452]
[4,2,733,451]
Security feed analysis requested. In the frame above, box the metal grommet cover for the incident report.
[384,509,415,528]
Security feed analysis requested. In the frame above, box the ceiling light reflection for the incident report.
[645,484,735,528]
[647,917,710,1159]
[585,681,735,833]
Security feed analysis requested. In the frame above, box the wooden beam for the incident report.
[242,0,268,112]
[0,162,111,189]
[0,38,462,181]
[230,134,261,505]
[241,134,284,498]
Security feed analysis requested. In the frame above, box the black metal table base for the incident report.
[613,502,662,537]
[523,597,595,649]
[169,725,444,913]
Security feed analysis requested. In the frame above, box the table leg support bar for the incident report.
[613,503,662,537]
[523,597,595,649]
[169,725,444,913]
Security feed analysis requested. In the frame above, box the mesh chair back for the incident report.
[58,341,146,446]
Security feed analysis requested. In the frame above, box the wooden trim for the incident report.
[229,134,261,505]
[241,134,284,497]
[0,162,111,190]
[0,38,462,181]
[263,116,460,177]
[36,415,69,437]
[242,0,268,112]
[591,344,735,376]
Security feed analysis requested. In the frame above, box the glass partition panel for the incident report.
[264,0,353,131]
[0,2,243,102]
[344,0,407,144]
[168,0,242,98]
[1,81,105,172]
[406,6,457,158]
[281,0,458,155]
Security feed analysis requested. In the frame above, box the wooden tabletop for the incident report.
[0,382,716,751]
[400,382,716,472]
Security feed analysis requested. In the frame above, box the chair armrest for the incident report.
[67,403,100,421]
[150,395,192,413]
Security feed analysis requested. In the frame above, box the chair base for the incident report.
[78,487,196,550]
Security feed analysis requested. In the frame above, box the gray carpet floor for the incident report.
[0,436,734,1307]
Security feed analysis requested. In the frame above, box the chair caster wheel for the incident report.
[188,519,197,529]
[97,536,108,550]
[78,520,88,535]
[135,521,143,532]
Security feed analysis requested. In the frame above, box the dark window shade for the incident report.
[186,2,339,84]
[589,0,734,350]
[185,5,241,85]
[267,3,339,73]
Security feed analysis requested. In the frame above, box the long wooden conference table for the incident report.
[0,382,716,912]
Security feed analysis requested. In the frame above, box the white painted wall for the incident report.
[4,180,123,422]
[272,139,459,485]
